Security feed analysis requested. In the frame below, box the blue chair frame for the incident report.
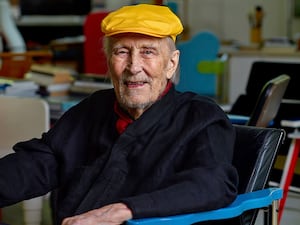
[127,188,282,225]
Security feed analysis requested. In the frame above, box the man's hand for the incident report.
[62,202,133,225]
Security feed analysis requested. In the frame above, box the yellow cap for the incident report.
[101,4,183,42]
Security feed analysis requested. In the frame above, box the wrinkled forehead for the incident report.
[109,33,170,50]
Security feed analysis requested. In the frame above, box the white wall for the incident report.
[95,0,300,43]
[176,0,300,44]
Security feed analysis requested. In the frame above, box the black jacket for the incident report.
[0,86,238,225]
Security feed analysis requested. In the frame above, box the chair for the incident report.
[83,11,109,76]
[0,96,50,225]
[228,62,300,184]
[228,74,290,128]
[127,125,286,225]
[229,61,300,128]
[175,31,225,99]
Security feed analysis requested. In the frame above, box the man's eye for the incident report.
[118,51,128,55]
[141,49,156,57]
[142,50,154,55]
[144,50,153,54]
[114,49,128,55]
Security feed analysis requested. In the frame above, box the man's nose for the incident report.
[127,53,142,74]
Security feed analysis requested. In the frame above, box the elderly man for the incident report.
[0,4,238,225]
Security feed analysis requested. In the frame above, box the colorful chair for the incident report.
[83,11,109,76]
[127,125,285,225]
[176,31,225,100]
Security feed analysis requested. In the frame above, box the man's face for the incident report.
[108,34,179,119]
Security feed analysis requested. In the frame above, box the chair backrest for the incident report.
[83,11,109,76]
[246,74,290,127]
[231,125,285,225]
[0,96,49,157]
[246,61,300,101]
[175,31,220,97]
[230,62,300,127]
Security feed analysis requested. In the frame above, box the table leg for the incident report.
[278,138,300,223]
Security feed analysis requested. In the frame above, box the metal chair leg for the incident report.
[272,200,279,225]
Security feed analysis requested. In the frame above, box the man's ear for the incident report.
[166,50,180,80]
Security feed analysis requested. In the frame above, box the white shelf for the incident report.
[16,15,86,26]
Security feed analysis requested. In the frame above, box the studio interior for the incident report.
[0,0,300,225]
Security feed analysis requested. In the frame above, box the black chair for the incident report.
[127,125,286,225]
[246,74,290,127]
[228,74,290,128]
[230,61,300,127]
[229,61,300,188]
